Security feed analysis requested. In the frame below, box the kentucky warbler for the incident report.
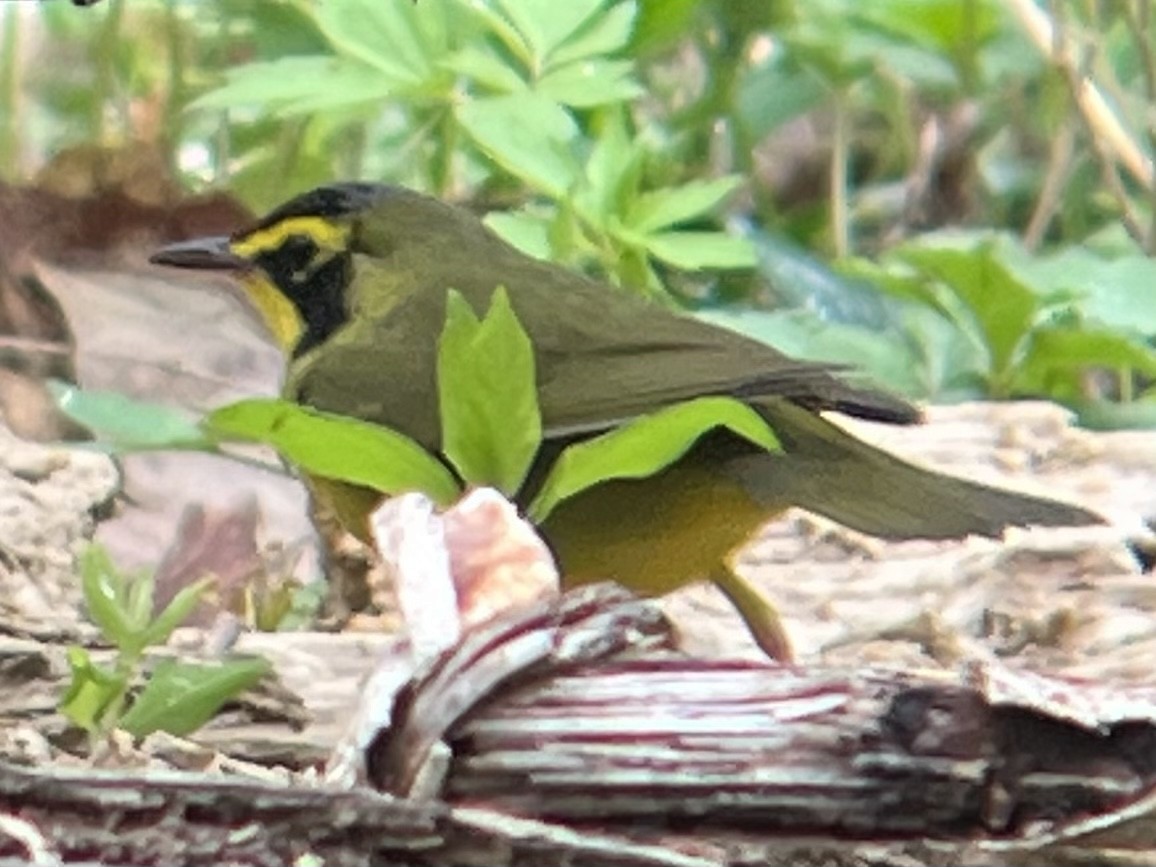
[151,183,1102,658]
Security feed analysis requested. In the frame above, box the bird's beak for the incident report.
[149,236,249,270]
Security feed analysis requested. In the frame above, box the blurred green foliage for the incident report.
[7,0,1156,425]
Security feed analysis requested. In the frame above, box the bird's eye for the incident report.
[280,234,320,270]
[250,232,328,297]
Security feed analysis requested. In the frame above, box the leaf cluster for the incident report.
[61,545,269,743]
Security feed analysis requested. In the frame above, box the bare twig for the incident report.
[1120,0,1156,251]
[0,335,72,358]
[1006,0,1155,248]
[1062,0,1146,245]
[1005,0,1152,188]
[1024,120,1076,250]
[830,88,851,259]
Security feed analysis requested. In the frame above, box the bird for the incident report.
[151,182,1102,659]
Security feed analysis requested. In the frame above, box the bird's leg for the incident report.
[300,476,379,623]
[709,563,794,663]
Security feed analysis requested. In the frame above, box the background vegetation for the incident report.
[6,0,1156,428]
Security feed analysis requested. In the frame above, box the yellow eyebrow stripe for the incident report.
[230,216,350,258]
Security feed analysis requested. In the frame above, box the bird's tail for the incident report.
[737,398,1102,540]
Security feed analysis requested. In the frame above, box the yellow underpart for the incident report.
[230,215,351,259]
[239,273,304,352]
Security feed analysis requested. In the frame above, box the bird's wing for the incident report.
[500,274,921,436]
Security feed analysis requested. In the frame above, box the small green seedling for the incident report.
[60,545,270,744]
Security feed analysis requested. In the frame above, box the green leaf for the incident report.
[529,397,779,522]
[630,0,699,56]
[457,94,581,197]
[495,0,607,61]
[313,0,443,86]
[246,2,330,58]
[1075,258,1156,335]
[464,1,535,68]
[438,288,542,495]
[192,57,393,113]
[1072,398,1156,431]
[484,211,553,260]
[859,0,1000,55]
[79,546,145,653]
[741,229,897,329]
[898,243,1040,382]
[574,112,640,224]
[644,231,757,270]
[59,647,124,734]
[1009,252,1156,336]
[52,383,210,451]
[124,575,157,643]
[550,1,637,65]
[546,202,595,263]
[204,400,460,506]
[120,658,271,738]
[1024,327,1156,378]
[443,45,529,93]
[838,256,955,321]
[627,176,743,234]
[535,59,642,107]
[139,577,213,649]
[737,59,828,142]
[1015,326,1156,402]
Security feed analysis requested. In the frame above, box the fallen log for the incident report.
[3,583,1156,865]
[4,583,1156,865]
